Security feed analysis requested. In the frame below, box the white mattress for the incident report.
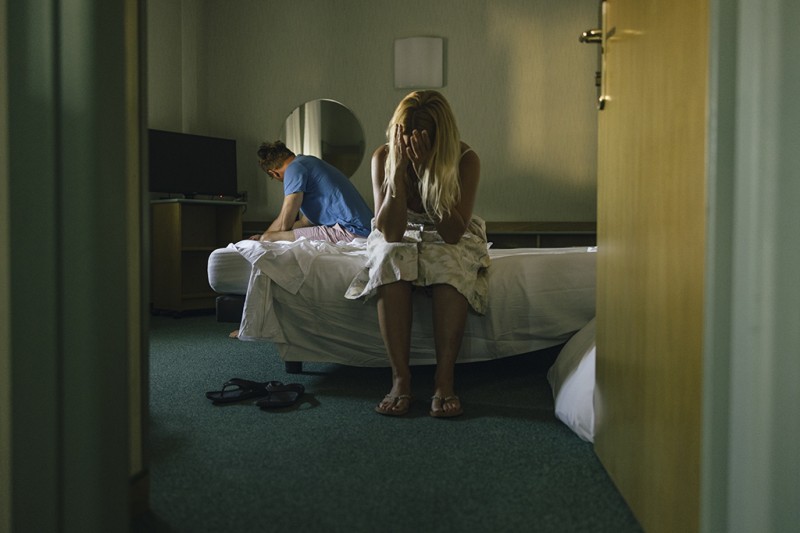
[208,245,252,295]
[209,239,597,368]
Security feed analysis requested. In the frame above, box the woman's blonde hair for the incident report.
[385,90,461,220]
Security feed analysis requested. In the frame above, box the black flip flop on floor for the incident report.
[256,383,305,409]
[205,378,303,405]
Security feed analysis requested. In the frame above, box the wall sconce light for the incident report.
[394,37,444,89]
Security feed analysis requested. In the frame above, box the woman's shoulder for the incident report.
[459,142,479,164]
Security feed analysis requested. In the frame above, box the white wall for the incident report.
[147,0,599,223]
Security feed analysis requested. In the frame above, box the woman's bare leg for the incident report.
[430,284,468,416]
[376,280,413,414]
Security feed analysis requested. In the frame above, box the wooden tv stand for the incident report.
[150,199,245,316]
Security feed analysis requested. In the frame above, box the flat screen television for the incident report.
[148,129,238,198]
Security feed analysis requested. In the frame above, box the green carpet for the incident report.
[133,314,642,533]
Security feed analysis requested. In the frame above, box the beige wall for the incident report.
[147,0,599,223]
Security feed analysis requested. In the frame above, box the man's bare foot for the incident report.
[229,329,239,338]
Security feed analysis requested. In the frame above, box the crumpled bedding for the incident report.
[232,238,367,344]
[219,238,597,368]
[234,237,367,295]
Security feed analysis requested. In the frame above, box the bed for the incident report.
[208,238,596,369]
[208,238,597,439]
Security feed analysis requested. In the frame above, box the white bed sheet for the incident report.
[210,239,596,368]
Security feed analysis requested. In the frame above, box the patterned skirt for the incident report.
[345,210,491,314]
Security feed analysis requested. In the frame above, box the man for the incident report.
[253,140,373,242]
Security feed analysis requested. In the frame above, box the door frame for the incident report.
[2,0,143,530]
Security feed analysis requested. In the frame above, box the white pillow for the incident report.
[547,317,596,442]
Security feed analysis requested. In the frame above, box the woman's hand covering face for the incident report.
[404,128,432,179]
[390,125,433,200]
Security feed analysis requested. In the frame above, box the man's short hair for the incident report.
[257,140,295,172]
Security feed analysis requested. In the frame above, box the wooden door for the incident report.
[594,1,709,531]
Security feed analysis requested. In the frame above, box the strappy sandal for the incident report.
[205,378,304,405]
[430,395,463,418]
[256,385,305,409]
[375,394,412,416]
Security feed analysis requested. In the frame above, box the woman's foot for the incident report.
[430,395,463,418]
[375,394,412,416]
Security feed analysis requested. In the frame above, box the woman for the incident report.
[346,91,490,417]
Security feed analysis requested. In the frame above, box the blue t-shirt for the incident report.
[283,155,373,237]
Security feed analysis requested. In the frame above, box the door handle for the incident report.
[579,1,608,110]
[581,28,603,90]
[579,29,602,44]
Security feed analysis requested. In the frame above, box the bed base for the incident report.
[215,295,245,324]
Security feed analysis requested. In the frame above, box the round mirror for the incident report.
[279,99,365,177]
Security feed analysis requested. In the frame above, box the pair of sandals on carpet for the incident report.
[376,394,463,418]
[205,378,305,409]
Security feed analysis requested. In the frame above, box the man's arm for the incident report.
[247,192,304,240]
[267,192,304,231]
[292,214,313,229]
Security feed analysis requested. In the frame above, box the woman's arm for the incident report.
[434,148,480,244]
[371,136,411,242]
